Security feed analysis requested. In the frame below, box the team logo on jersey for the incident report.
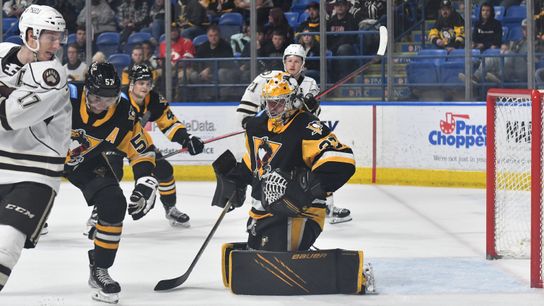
[306,120,323,135]
[2,62,21,76]
[253,136,282,178]
[43,68,60,87]
[67,129,102,166]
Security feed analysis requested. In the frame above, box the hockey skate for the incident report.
[88,250,121,304]
[84,206,98,240]
[326,206,352,224]
[164,205,190,227]
[362,263,376,294]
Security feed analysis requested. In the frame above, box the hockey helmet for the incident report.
[129,64,153,83]
[19,5,67,52]
[283,44,306,76]
[85,62,121,98]
[262,72,299,119]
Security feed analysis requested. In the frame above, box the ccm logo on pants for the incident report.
[5,204,35,219]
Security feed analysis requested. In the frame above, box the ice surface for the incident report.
[1,182,543,306]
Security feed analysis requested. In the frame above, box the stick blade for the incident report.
[377,26,388,56]
[154,274,188,291]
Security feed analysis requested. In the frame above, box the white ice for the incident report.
[1,182,543,306]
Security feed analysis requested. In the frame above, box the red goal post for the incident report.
[486,88,543,288]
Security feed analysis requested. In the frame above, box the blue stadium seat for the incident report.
[4,35,22,45]
[3,18,17,33]
[506,25,523,41]
[218,12,243,40]
[439,61,465,84]
[291,0,314,14]
[406,49,447,84]
[192,34,208,47]
[108,53,131,74]
[67,33,77,45]
[284,12,299,29]
[502,5,526,26]
[494,6,505,21]
[159,33,166,42]
[446,49,480,62]
[124,32,152,53]
[298,12,309,24]
[96,32,120,58]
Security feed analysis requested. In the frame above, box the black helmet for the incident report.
[440,0,452,8]
[85,62,121,97]
[129,64,152,82]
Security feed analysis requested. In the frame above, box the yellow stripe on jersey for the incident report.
[164,122,184,140]
[96,223,123,234]
[95,239,119,250]
[289,217,305,251]
[160,178,175,186]
[356,251,364,294]
[249,210,273,220]
[302,133,352,168]
[304,207,326,230]
[312,151,356,171]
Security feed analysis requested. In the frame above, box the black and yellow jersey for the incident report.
[66,83,155,179]
[242,110,356,228]
[121,87,189,143]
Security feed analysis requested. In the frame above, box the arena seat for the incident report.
[218,12,243,41]
[298,12,309,24]
[291,0,314,14]
[406,49,446,84]
[502,5,526,26]
[3,18,17,36]
[96,32,120,58]
[5,35,22,45]
[284,12,300,29]
[108,53,131,74]
[439,49,480,84]
[506,25,523,42]
[192,34,208,47]
[124,32,152,53]
[67,33,77,45]
[501,26,509,43]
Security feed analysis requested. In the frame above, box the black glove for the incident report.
[302,93,320,114]
[211,150,246,211]
[181,135,204,155]
[260,168,324,217]
[128,176,158,220]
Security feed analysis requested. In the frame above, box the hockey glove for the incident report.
[128,176,159,220]
[260,168,325,217]
[181,135,205,155]
[302,93,320,114]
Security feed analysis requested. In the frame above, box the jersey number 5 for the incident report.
[130,133,148,153]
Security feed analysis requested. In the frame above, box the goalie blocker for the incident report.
[221,242,374,295]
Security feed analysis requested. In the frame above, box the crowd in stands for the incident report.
[2,0,544,101]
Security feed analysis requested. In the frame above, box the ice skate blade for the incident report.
[328,216,353,224]
[91,289,119,304]
[169,220,191,228]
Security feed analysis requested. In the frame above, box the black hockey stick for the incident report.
[154,199,234,291]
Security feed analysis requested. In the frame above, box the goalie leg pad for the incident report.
[223,246,369,295]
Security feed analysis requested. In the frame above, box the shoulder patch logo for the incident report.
[306,120,323,135]
[43,68,60,87]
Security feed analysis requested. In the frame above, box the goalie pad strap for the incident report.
[221,243,367,295]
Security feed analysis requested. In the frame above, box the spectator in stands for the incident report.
[65,44,88,82]
[231,23,251,56]
[118,0,150,44]
[143,0,171,43]
[74,25,88,63]
[298,28,320,82]
[77,0,117,38]
[195,25,237,100]
[351,0,386,30]
[264,7,294,44]
[259,30,288,71]
[461,18,528,84]
[327,0,358,83]
[536,3,544,43]
[142,41,159,70]
[233,0,274,27]
[239,26,265,81]
[208,0,236,18]
[122,45,149,85]
[296,1,320,42]
[178,0,209,40]
[428,0,464,52]
[472,2,502,52]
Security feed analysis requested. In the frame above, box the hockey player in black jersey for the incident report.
[213,72,375,295]
[101,63,204,227]
[0,5,70,293]
[65,62,158,304]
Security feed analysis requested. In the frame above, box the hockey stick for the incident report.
[154,198,234,291]
[160,130,245,160]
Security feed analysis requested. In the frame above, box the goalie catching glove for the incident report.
[211,150,247,211]
[129,176,159,220]
[260,168,325,217]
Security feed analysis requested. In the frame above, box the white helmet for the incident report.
[283,44,306,76]
[19,5,67,52]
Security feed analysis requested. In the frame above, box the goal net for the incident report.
[486,88,543,288]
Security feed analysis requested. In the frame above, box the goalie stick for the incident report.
[160,27,388,160]
[154,198,234,291]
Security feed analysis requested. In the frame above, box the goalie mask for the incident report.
[262,72,299,120]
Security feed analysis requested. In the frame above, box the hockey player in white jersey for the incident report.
[0,5,70,292]
[236,44,352,224]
